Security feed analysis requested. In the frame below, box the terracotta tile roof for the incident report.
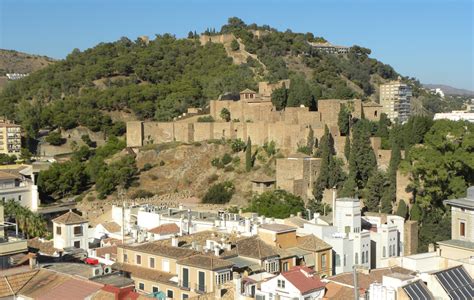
[259,223,297,233]
[323,281,358,300]
[148,223,180,235]
[100,222,121,233]
[327,266,414,290]
[297,234,332,252]
[236,236,279,260]
[35,277,103,300]
[177,254,234,271]
[240,88,256,94]
[0,170,19,181]
[28,238,61,256]
[112,262,176,284]
[281,266,325,294]
[52,211,87,225]
[0,270,39,298]
[102,237,123,246]
[250,174,276,183]
[95,246,117,258]
[120,242,197,259]
[284,216,310,228]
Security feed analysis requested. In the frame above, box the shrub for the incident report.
[220,108,231,122]
[131,189,154,199]
[230,39,240,51]
[224,165,234,172]
[230,139,246,153]
[197,116,215,122]
[263,141,276,156]
[221,153,232,165]
[193,142,202,147]
[81,134,97,148]
[149,174,158,181]
[207,174,219,183]
[202,181,235,204]
[211,158,221,167]
[46,132,66,146]
[0,154,16,165]
[86,195,96,202]
[245,190,305,218]
[142,163,153,171]
[159,160,165,166]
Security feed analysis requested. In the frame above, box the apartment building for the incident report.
[0,118,21,156]
[0,205,27,269]
[379,81,412,123]
[0,168,39,211]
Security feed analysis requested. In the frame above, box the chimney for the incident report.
[28,254,37,269]
[233,272,242,298]
[214,247,220,257]
[171,237,178,247]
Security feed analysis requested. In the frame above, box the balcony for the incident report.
[0,236,27,255]
[178,281,191,291]
[194,283,207,294]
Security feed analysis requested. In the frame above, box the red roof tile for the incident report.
[281,267,325,295]
[148,223,180,235]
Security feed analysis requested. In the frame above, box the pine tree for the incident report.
[396,200,408,219]
[340,173,357,198]
[245,137,252,172]
[410,202,422,221]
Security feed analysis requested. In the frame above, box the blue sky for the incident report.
[1,0,473,90]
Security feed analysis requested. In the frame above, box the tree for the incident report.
[230,39,240,51]
[271,87,287,111]
[202,181,235,204]
[230,139,245,152]
[245,190,305,218]
[364,171,386,212]
[287,75,313,108]
[245,137,252,172]
[46,131,65,146]
[410,202,422,221]
[396,200,408,219]
[340,174,357,198]
[307,126,315,155]
[187,31,194,39]
[81,134,96,147]
[338,103,351,136]
[344,135,350,161]
[376,113,390,138]
[0,154,16,165]
[3,200,47,238]
[220,108,231,122]
[380,188,393,214]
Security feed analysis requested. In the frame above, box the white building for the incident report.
[256,266,326,300]
[0,170,39,211]
[380,80,412,123]
[433,111,474,122]
[430,88,445,98]
[300,198,372,274]
[53,210,89,251]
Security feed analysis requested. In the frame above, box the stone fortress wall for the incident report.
[127,80,383,158]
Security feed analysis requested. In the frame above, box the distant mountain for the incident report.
[423,84,474,96]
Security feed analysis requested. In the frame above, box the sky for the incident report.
[1,0,473,90]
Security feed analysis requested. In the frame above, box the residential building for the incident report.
[93,221,122,240]
[379,81,412,123]
[307,41,351,54]
[0,205,27,269]
[52,210,89,251]
[438,186,474,259]
[0,168,39,211]
[433,111,474,122]
[256,266,326,300]
[0,117,21,156]
[250,174,276,195]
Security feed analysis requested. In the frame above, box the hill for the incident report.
[0,49,55,90]
[423,84,474,96]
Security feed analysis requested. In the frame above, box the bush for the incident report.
[159,160,165,166]
[0,154,16,165]
[86,195,96,202]
[230,39,240,51]
[221,153,232,165]
[245,190,305,218]
[207,174,219,183]
[230,139,246,153]
[130,189,154,199]
[81,134,97,148]
[263,141,276,156]
[142,163,153,171]
[202,181,235,204]
[197,116,215,122]
[149,174,158,181]
[46,131,66,146]
[224,165,234,172]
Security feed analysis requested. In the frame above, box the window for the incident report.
[138,282,145,291]
[56,226,62,235]
[321,253,327,268]
[182,294,189,299]
[152,286,159,293]
[383,246,386,258]
[277,279,285,289]
[365,251,369,263]
[74,241,81,248]
[123,253,128,262]
[198,271,206,292]
[149,257,155,268]
[73,226,83,236]
[355,253,358,265]
[264,260,279,273]
[343,254,347,266]
[182,268,189,288]
[216,272,230,285]
[136,255,142,265]
[18,195,22,201]
[282,262,289,272]
[162,259,170,272]
[460,221,466,237]
[335,254,341,267]
[167,290,173,298]
[362,252,365,264]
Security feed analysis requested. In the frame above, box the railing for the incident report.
[178,280,191,291]
[194,283,207,293]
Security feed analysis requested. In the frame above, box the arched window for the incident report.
[361,252,365,264]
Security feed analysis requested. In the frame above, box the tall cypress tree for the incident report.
[344,135,351,161]
[364,171,386,212]
[307,126,315,155]
[348,120,377,189]
[245,137,252,172]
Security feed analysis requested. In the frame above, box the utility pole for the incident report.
[353,265,359,300]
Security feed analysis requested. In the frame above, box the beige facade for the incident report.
[0,118,21,156]
[276,154,321,201]
[379,81,412,123]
